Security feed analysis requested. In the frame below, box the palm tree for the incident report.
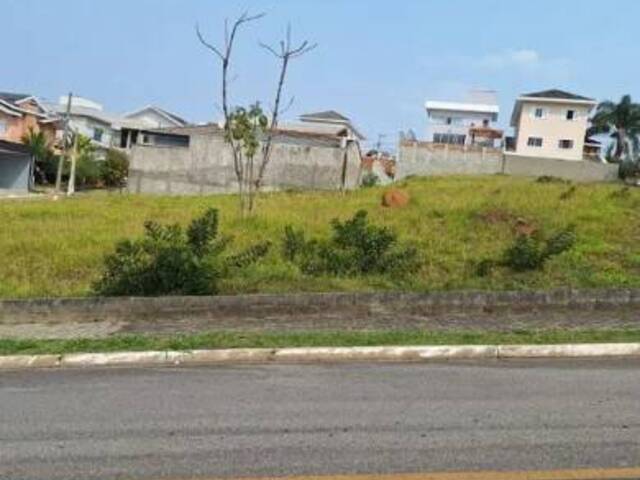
[589,95,640,162]
[21,127,54,186]
[21,127,51,162]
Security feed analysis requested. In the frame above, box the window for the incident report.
[0,120,6,135]
[527,137,543,147]
[566,110,576,120]
[434,133,466,145]
[534,107,545,118]
[482,119,489,127]
[142,134,150,144]
[558,139,574,149]
[446,117,453,125]
[93,127,104,142]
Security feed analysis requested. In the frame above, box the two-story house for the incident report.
[509,89,597,161]
[0,92,58,145]
[425,90,503,147]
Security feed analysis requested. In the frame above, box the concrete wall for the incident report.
[1,289,639,333]
[514,101,592,161]
[503,154,619,182]
[397,141,619,183]
[129,130,362,195]
[396,140,503,178]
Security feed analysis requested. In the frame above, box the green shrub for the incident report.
[502,228,576,272]
[75,155,102,188]
[94,208,270,296]
[361,172,380,188]
[101,149,129,189]
[619,160,640,180]
[282,210,420,277]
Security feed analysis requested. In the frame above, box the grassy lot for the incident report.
[2,329,640,356]
[1,175,639,298]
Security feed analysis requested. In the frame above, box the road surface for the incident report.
[1,359,639,479]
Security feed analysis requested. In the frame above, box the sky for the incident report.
[3,0,639,151]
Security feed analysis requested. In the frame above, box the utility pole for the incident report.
[55,92,73,193]
[376,134,386,159]
[66,134,78,196]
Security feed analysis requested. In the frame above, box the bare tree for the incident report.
[196,11,265,213]
[197,14,315,215]
[252,25,317,211]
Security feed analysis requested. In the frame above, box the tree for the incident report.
[197,12,316,215]
[589,95,640,163]
[21,127,54,186]
[226,103,268,213]
[196,11,265,216]
[255,25,317,210]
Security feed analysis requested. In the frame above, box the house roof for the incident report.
[521,89,594,101]
[510,88,597,127]
[0,100,23,117]
[300,110,350,122]
[0,92,31,103]
[125,105,189,127]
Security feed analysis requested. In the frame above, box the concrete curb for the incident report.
[1,343,640,371]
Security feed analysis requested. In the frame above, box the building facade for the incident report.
[509,89,597,161]
[425,90,502,147]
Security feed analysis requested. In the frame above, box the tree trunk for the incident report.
[615,129,627,161]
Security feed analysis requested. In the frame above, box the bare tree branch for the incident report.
[253,26,317,203]
[195,23,224,60]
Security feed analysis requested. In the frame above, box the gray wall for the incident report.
[129,130,362,195]
[1,289,639,333]
[0,153,31,191]
[502,154,619,182]
[397,141,619,183]
[397,141,503,178]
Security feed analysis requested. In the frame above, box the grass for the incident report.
[1,329,640,356]
[1,175,639,298]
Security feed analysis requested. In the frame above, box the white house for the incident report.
[124,106,188,129]
[425,90,502,147]
[42,97,189,156]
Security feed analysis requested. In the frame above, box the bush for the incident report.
[101,149,129,189]
[502,228,576,272]
[94,208,270,296]
[281,210,420,277]
[361,172,380,188]
[619,160,640,180]
[476,227,577,275]
[75,155,102,188]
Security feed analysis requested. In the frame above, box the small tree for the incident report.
[197,12,316,215]
[226,104,268,214]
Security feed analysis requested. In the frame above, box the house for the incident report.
[508,89,597,161]
[297,110,365,141]
[0,92,59,146]
[124,106,189,129]
[0,139,33,192]
[425,90,503,147]
[42,96,189,156]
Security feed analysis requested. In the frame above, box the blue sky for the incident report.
[3,0,638,150]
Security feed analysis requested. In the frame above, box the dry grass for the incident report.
[1,175,639,298]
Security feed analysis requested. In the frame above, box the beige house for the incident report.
[509,89,597,161]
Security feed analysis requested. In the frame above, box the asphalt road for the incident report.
[1,359,639,480]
